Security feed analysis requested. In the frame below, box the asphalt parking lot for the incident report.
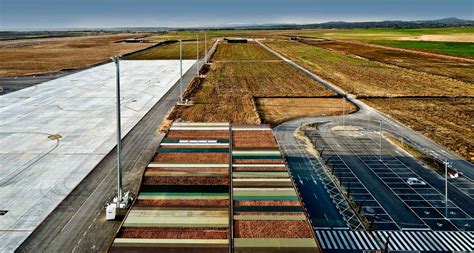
[310,123,474,232]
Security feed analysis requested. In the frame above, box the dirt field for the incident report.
[401,34,474,43]
[256,97,357,125]
[0,34,153,77]
[125,40,211,60]
[212,43,280,61]
[264,40,474,97]
[305,40,474,83]
[363,98,474,162]
[172,47,336,123]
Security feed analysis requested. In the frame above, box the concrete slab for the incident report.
[0,60,195,252]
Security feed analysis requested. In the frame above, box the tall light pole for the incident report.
[179,39,183,103]
[379,120,383,161]
[445,159,449,219]
[112,56,123,204]
[204,31,208,63]
[342,96,345,128]
[196,34,200,76]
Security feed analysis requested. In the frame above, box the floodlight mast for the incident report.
[196,34,200,76]
[204,31,208,63]
[179,40,183,103]
[112,56,123,204]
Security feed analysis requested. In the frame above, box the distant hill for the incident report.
[208,17,473,30]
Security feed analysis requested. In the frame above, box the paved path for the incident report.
[0,60,195,252]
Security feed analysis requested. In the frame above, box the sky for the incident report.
[0,0,473,30]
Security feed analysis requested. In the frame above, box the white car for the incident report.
[407,178,427,186]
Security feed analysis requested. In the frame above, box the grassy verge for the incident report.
[364,98,474,162]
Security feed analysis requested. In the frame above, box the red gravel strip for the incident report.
[234,220,313,238]
[143,176,229,185]
[232,131,277,148]
[154,152,229,163]
[146,168,228,173]
[118,227,228,239]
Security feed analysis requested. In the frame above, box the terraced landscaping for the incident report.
[109,122,319,252]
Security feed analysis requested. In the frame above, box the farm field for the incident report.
[363,98,474,162]
[264,40,474,97]
[0,33,153,77]
[304,40,474,83]
[294,27,474,41]
[125,40,211,60]
[172,45,336,123]
[371,40,474,58]
[213,42,280,61]
[256,98,357,125]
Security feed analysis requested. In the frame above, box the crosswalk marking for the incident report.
[315,229,473,252]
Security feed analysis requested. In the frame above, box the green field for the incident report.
[370,40,474,58]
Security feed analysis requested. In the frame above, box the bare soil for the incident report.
[257,97,358,125]
[0,33,153,77]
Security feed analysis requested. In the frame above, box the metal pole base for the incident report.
[105,191,134,220]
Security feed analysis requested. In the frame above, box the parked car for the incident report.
[407,177,427,186]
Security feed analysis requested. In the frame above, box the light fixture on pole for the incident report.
[379,119,383,161]
[444,159,451,220]
[113,56,123,204]
[106,56,133,220]
[342,95,345,128]
[179,39,183,103]
[204,31,208,63]
[196,34,200,77]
